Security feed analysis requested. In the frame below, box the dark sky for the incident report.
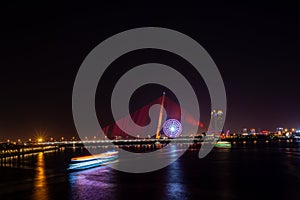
[0,2,300,140]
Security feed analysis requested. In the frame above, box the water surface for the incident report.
[1,142,300,200]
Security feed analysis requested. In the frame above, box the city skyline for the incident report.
[1,3,300,200]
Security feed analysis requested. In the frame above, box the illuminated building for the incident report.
[276,127,283,135]
[209,109,224,135]
[250,128,256,134]
[261,130,269,135]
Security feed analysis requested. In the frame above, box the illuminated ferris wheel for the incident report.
[163,119,182,138]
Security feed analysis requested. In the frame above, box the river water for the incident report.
[1,141,300,200]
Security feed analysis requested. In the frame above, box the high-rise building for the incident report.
[208,109,224,135]
[276,127,283,133]
[250,128,256,134]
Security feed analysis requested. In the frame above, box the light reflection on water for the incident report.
[69,166,117,200]
[164,153,188,200]
[33,152,49,200]
[68,144,189,200]
[1,143,300,200]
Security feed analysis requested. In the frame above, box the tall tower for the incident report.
[156,92,166,139]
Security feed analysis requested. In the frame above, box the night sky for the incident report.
[1,2,300,140]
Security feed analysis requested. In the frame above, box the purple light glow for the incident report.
[163,119,182,138]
